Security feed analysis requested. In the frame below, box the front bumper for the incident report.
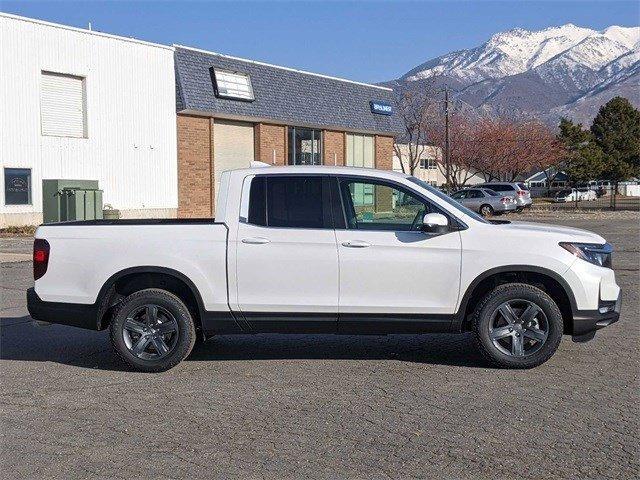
[27,288,99,330]
[572,293,621,342]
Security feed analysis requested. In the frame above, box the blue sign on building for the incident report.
[370,101,393,115]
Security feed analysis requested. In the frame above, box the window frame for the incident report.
[334,175,459,233]
[3,168,32,206]
[288,127,323,166]
[241,174,334,230]
[212,68,255,102]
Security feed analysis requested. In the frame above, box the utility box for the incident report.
[42,179,104,223]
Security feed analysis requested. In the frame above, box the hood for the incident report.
[495,221,606,244]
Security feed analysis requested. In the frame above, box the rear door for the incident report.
[235,175,339,332]
[333,176,462,334]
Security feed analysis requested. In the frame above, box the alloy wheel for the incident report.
[122,304,179,360]
[489,299,549,357]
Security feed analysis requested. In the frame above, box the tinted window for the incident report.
[517,183,529,191]
[247,177,266,226]
[4,168,32,205]
[484,189,500,196]
[267,176,325,228]
[451,191,466,199]
[486,184,514,192]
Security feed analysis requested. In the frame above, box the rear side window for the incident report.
[488,184,514,192]
[247,176,331,229]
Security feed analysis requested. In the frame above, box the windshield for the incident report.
[517,183,529,191]
[407,177,489,224]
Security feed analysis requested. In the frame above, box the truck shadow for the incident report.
[0,316,488,370]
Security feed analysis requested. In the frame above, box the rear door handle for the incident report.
[342,240,371,248]
[242,237,270,245]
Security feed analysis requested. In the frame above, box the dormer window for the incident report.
[212,68,254,101]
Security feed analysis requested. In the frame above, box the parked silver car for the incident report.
[476,182,532,211]
[450,188,517,216]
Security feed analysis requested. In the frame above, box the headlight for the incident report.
[559,242,613,268]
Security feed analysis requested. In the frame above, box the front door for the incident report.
[334,177,462,334]
[235,175,338,332]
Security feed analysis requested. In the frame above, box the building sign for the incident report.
[370,101,393,115]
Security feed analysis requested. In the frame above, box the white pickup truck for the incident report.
[28,165,621,372]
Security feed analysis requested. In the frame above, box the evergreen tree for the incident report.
[557,118,605,184]
[591,96,640,181]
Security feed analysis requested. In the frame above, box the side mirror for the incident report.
[421,212,449,233]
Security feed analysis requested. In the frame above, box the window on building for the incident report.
[340,179,438,232]
[420,158,437,170]
[212,69,254,101]
[288,127,322,165]
[40,71,86,138]
[4,168,32,205]
[346,134,374,168]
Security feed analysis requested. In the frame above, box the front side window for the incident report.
[40,71,86,138]
[246,176,329,229]
[340,179,439,231]
[4,168,32,205]
[288,127,322,165]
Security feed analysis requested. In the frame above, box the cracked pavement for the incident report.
[1,217,638,479]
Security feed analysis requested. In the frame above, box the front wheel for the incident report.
[472,283,563,368]
[110,288,196,372]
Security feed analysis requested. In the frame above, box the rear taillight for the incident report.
[517,190,526,196]
[500,197,510,204]
[33,239,50,280]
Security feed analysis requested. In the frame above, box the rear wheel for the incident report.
[479,204,494,217]
[472,283,563,368]
[110,288,196,372]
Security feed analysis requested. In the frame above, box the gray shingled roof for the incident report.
[174,46,403,136]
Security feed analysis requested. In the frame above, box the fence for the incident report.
[531,184,640,211]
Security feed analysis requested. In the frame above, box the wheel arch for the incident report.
[456,265,577,334]
[95,266,206,332]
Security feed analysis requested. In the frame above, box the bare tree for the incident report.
[393,82,440,176]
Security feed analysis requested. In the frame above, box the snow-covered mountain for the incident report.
[388,24,640,125]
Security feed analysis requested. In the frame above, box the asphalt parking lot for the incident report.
[1,215,638,479]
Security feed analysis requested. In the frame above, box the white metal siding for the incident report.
[0,13,177,222]
[40,72,86,137]
[213,120,254,206]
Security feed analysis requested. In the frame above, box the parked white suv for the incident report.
[28,166,621,371]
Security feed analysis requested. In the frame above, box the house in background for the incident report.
[393,143,484,187]
[525,169,570,197]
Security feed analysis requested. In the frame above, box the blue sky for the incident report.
[2,1,638,83]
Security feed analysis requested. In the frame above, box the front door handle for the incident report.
[242,237,271,245]
[342,240,371,248]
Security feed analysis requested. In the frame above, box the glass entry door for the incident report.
[288,127,322,165]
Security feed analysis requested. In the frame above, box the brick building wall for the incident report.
[177,114,213,218]
[254,123,287,166]
[323,130,345,166]
[375,135,394,170]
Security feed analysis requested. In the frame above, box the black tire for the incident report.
[472,283,563,369]
[479,204,494,217]
[110,288,196,372]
